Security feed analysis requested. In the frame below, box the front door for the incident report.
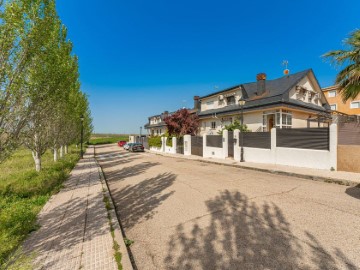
[267,115,274,131]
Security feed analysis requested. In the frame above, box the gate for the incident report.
[142,137,149,150]
[176,137,184,154]
[191,136,203,156]
[228,131,234,158]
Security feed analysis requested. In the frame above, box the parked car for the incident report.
[129,143,144,152]
[123,143,134,150]
[117,140,127,147]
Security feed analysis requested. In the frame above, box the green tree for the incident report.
[217,119,250,135]
[323,29,360,101]
[0,0,45,161]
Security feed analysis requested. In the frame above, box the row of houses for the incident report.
[144,69,360,136]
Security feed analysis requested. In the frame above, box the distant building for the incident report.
[196,69,331,135]
[144,107,198,136]
[322,85,360,116]
[144,111,169,136]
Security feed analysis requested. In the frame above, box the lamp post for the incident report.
[80,115,84,159]
[140,126,142,143]
[238,97,246,162]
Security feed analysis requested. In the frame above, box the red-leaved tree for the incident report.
[164,109,199,137]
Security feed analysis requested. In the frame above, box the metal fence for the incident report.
[206,135,222,148]
[176,137,184,154]
[276,128,329,150]
[338,122,360,146]
[238,132,271,149]
[191,136,203,156]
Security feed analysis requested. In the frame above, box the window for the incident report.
[330,104,337,111]
[226,96,236,106]
[328,90,336,98]
[350,101,360,109]
[272,109,292,128]
[211,121,216,129]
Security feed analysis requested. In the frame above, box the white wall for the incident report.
[275,147,333,170]
[288,75,324,107]
[184,135,191,156]
[203,130,228,159]
[150,137,177,154]
[233,125,337,170]
[164,137,177,154]
[243,111,263,132]
[129,136,136,143]
[200,89,242,112]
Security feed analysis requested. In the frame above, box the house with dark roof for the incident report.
[197,69,331,135]
[144,111,170,136]
[144,108,198,136]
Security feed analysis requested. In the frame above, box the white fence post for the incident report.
[184,135,191,156]
[234,129,240,162]
[172,137,177,154]
[161,137,166,152]
[271,128,277,164]
[329,123,337,170]
[222,130,229,159]
[203,134,208,158]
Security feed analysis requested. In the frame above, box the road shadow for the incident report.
[99,155,138,169]
[111,172,176,229]
[345,184,360,200]
[165,190,357,270]
[105,162,160,183]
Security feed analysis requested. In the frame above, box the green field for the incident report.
[88,134,129,145]
[0,147,80,267]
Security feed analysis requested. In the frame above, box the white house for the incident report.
[196,69,331,135]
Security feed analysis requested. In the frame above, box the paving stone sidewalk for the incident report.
[149,150,360,185]
[22,148,132,270]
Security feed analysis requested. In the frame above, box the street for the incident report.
[96,144,360,270]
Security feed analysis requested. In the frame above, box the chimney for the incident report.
[256,73,266,95]
[193,96,200,110]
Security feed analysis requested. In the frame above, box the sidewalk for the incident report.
[148,151,360,186]
[22,148,132,270]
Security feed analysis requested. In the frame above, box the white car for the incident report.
[123,143,135,150]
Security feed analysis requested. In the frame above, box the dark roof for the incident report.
[144,122,167,129]
[200,69,311,100]
[198,69,330,117]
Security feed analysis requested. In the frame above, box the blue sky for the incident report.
[56,0,360,134]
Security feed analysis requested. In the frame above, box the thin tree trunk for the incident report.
[54,148,58,162]
[65,145,68,154]
[32,151,42,172]
[60,145,64,158]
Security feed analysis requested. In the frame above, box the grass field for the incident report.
[0,146,80,267]
[88,134,129,145]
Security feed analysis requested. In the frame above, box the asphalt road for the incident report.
[96,144,360,270]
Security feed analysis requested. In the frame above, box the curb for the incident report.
[93,147,134,270]
[146,150,360,188]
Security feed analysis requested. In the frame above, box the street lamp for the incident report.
[238,97,246,162]
[80,115,84,159]
[140,126,142,143]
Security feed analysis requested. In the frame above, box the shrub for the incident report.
[217,119,251,134]
[148,136,162,148]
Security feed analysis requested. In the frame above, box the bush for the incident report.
[148,136,162,148]
[217,119,251,134]
[166,137,173,147]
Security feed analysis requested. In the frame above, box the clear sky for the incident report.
[56,0,360,134]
